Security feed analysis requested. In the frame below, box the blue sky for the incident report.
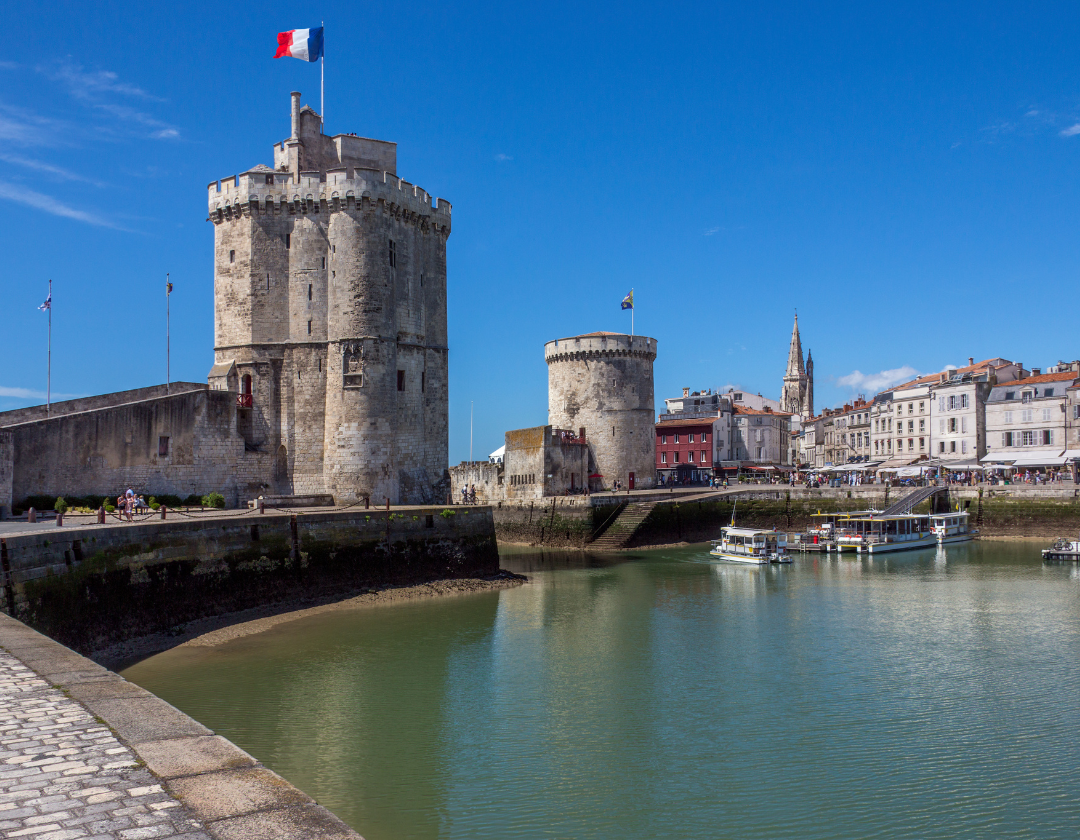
[1,2,1078,463]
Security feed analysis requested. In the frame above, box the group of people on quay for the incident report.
[114,488,150,521]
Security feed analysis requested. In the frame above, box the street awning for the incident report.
[1009,451,1067,467]
[876,456,923,470]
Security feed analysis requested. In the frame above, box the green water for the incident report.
[123,542,1080,840]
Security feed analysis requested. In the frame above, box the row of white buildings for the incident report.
[796,357,1080,473]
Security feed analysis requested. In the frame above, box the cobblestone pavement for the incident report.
[0,650,212,840]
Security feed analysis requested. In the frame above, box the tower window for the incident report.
[308,284,312,301]
[420,272,424,287]
[389,240,396,268]
[266,273,270,290]
[318,358,322,372]
[229,250,235,263]
[307,320,312,335]
[397,370,405,391]
[322,257,326,269]
[421,371,426,392]
[286,234,291,249]
[158,436,170,457]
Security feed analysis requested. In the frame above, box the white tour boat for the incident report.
[710,527,791,564]
[811,510,973,555]
[930,512,975,546]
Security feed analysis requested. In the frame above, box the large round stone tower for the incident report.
[207,91,450,504]
[545,332,657,490]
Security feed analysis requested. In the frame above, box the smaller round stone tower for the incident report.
[545,332,657,490]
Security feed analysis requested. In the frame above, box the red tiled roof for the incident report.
[1008,371,1079,387]
[884,358,1014,394]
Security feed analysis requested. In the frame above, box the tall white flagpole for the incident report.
[47,278,51,416]
[166,273,171,395]
[631,288,634,338]
[320,21,325,130]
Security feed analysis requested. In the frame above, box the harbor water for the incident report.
[123,540,1080,840]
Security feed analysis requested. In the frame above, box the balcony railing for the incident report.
[237,393,253,408]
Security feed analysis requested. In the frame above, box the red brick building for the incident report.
[656,417,719,484]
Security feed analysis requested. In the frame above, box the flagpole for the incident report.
[631,288,634,338]
[166,273,171,395]
[47,279,51,416]
[320,20,325,130]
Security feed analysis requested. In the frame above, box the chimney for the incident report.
[1032,368,1041,377]
[968,357,974,366]
[682,387,690,398]
[291,91,302,139]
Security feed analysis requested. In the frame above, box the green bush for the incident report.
[148,497,160,511]
[104,505,116,513]
[54,497,68,515]
[201,492,226,509]
[155,494,183,508]
[183,494,203,507]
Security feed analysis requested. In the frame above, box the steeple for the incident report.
[805,348,814,418]
[785,313,805,377]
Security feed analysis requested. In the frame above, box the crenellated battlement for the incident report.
[545,333,657,364]
[208,167,451,230]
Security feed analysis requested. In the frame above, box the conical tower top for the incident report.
[785,313,804,377]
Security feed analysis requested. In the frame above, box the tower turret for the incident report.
[781,313,810,418]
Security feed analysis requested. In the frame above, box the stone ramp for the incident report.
[0,612,363,839]
[881,485,946,516]
[588,502,658,550]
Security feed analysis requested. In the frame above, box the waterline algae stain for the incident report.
[124,541,1080,840]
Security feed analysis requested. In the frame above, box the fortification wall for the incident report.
[0,505,499,656]
[0,430,12,517]
[5,389,269,508]
[546,333,657,491]
[0,383,206,427]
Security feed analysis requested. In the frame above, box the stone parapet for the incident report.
[208,168,451,234]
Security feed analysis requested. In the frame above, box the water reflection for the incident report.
[123,541,1080,840]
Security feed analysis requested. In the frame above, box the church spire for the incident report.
[785,313,805,377]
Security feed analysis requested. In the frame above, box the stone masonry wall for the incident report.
[0,430,12,517]
[0,505,499,655]
[546,334,657,490]
[6,389,270,509]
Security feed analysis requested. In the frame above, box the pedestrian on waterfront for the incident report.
[469,484,476,504]
[116,495,124,519]
[461,486,467,505]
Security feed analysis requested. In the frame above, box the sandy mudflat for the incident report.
[180,576,526,648]
[98,574,526,668]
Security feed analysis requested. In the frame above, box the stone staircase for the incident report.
[588,502,658,551]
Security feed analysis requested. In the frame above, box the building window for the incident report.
[158,436,169,457]
[322,257,326,269]
[389,240,396,267]
[1043,429,1053,445]
[1005,391,1015,400]
[908,403,914,414]
[961,394,969,408]
[950,441,956,453]
[919,401,925,413]
[1022,430,1034,446]
[674,434,680,444]
[421,371,426,392]
[286,234,291,249]
[919,437,925,450]
[939,442,945,453]
[908,438,914,451]
[1022,391,1033,404]
[673,452,680,464]
[688,451,695,462]
[1042,408,1052,422]
[661,434,667,444]
[420,272,424,287]
[661,452,667,464]
[702,432,708,442]
[1004,411,1013,424]
[308,284,312,301]
[1003,431,1014,447]
[397,370,405,391]
[961,440,967,454]
[701,450,707,463]
[1045,388,1055,397]
[307,320,312,335]
[229,250,235,263]
[1022,409,1033,422]
[948,418,957,433]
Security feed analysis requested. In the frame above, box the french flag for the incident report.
[275,27,323,62]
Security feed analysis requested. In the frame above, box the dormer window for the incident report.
[1021,391,1033,404]
[1005,391,1015,400]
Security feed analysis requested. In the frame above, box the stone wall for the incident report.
[4,389,270,509]
[546,333,657,490]
[0,430,12,518]
[0,383,206,427]
[0,505,499,655]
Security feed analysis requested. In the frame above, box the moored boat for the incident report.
[1042,536,1080,561]
[710,527,791,564]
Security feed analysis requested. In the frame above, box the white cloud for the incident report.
[704,226,720,236]
[0,386,82,400]
[0,181,123,229]
[0,152,105,186]
[1060,124,1080,137]
[494,153,512,162]
[836,366,919,394]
